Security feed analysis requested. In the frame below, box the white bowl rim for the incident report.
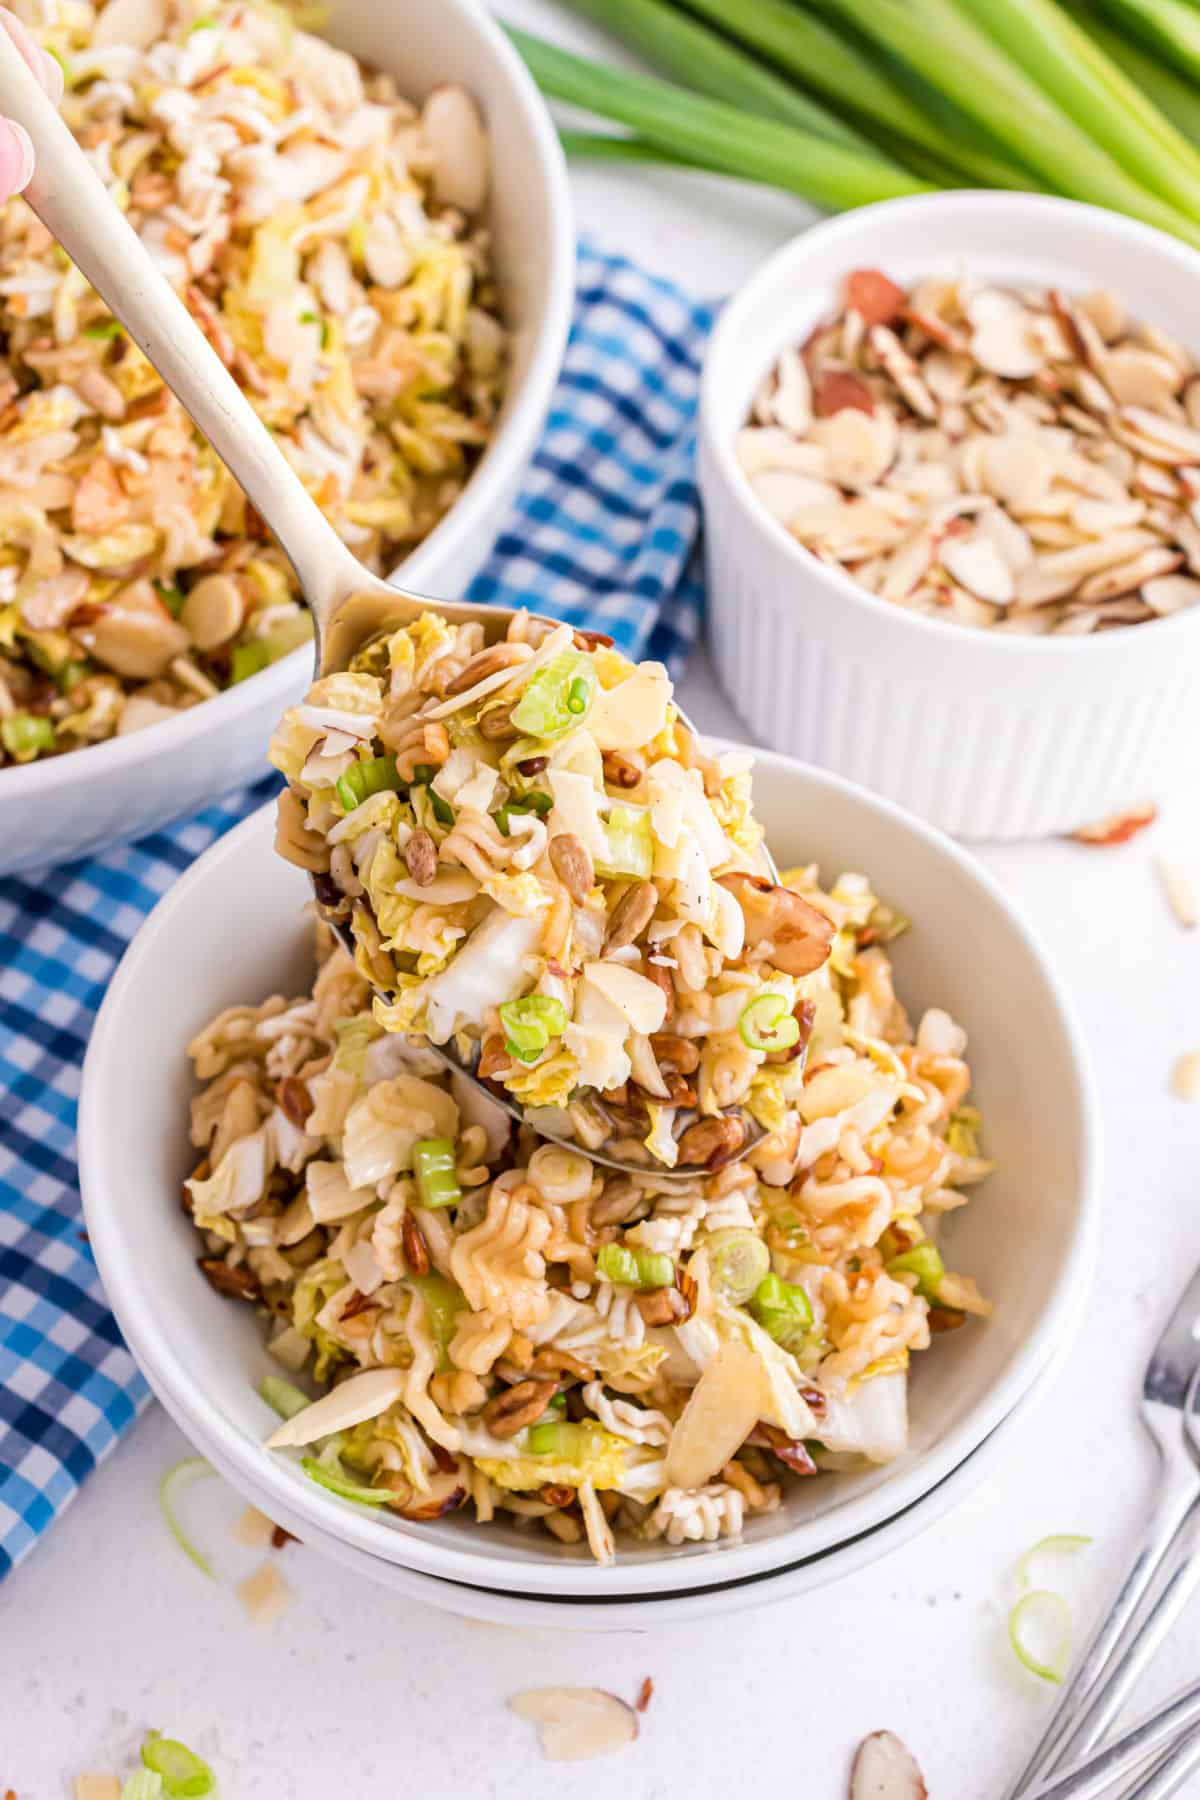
[0,0,575,808]
[702,189,1200,660]
[80,745,1102,1596]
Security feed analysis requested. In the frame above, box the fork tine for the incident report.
[1002,1481,1199,1798]
[1026,1676,1200,1800]
[1124,1731,1200,1800]
[1044,1496,1200,1771]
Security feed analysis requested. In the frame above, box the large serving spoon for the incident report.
[0,34,788,1174]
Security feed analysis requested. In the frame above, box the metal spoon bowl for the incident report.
[1,37,777,1176]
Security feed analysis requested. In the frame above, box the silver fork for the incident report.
[1004,1265,1200,1799]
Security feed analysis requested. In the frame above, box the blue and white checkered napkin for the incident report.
[0,238,716,1577]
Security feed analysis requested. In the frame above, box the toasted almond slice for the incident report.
[939,531,1013,603]
[813,368,875,418]
[1116,406,1200,464]
[734,427,829,479]
[975,505,1034,572]
[868,324,937,418]
[1079,287,1127,342]
[1053,608,1101,635]
[510,1689,638,1764]
[74,1779,121,1800]
[850,1730,929,1800]
[1072,496,1145,533]
[265,1366,408,1448]
[769,345,812,436]
[232,1505,277,1549]
[1140,320,1193,374]
[878,526,936,602]
[971,315,1043,379]
[1076,546,1181,603]
[1172,1051,1200,1100]
[1144,573,1200,615]
[1132,458,1180,501]
[1176,514,1200,575]
[810,408,898,490]
[977,435,1053,509]
[749,468,842,522]
[1071,802,1157,844]
[1098,346,1182,410]
[236,1559,292,1625]
[942,585,1003,628]
[1027,521,1089,551]
[1158,857,1198,929]
[993,605,1058,635]
[1184,376,1200,433]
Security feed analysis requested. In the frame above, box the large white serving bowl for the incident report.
[0,0,573,878]
[80,748,1100,1598]
[700,193,1200,840]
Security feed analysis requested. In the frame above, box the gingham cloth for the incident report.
[0,238,716,1578]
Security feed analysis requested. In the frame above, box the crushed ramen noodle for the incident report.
[270,612,845,1167]
[183,908,992,1564]
[0,0,505,766]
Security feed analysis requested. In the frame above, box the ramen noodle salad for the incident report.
[183,901,992,1564]
[271,612,849,1169]
[0,0,505,767]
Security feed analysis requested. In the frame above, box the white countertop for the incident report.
[6,4,1200,1794]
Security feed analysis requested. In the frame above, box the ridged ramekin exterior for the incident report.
[701,195,1200,840]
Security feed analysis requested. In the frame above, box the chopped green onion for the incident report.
[510,650,597,739]
[526,1420,603,1458]
[336,754,404,814]
[256,611,313,662]
[706,1228,771,1304]
[301,1454,390,1506]
[333,1013,382,1077]
[258,1375,310,1420]
[140,1736,217,1799]
[1,712,54,760]
[750,1272,814,1352]
[413,1137,462,1209]
[738,993,802,1053]
[1017,1533,1093,1590]
[498,994,568,1063]
[121,1774,163,1800]
[229,640,270,684]
[426,787,455,826]
[82,317,124,339]
[299,309,318,324]
[534,1391,568,1425]
[189,11,218,28]
[158,1458,217,1580]
[495,790,553,835]
[1008,1589,1073,1684]
[410,762,438,784]
[596,1243,675,1288]
[55,659,89,695]
[410,1273,466,1368]
[885,1242,945,1300]
[596,803,653,880]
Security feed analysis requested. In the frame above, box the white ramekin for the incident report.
[701,193,1200,840]
[0,0,574,877]
[80,746,1099,1599]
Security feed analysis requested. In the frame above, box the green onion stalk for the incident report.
[507,28,930,212]
[803,0,1200,244]
[954,0,1200,213]
[1066,0,1200,141]
[559,0,878,151]
[1091,0,1200,84]
[672,0,1036,187]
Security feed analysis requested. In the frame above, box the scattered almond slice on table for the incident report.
[850,1731,929,1799]
[1069,804,1158,845]
[510,1688,638,1763]
[1157,857,1198,929]
[740,268,1200,635]
[1171,1053,1200,1102]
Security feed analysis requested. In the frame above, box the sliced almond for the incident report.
[265,1366,407,1448]
[977,435,1053,509]
[1078,287,1127,343]
[868,325,936,419]
[938,531,1013,603]
[849,1730,929,1800]
[1070,802,1157,845]
[1172,1051,1200,1100]
[236,1559,292,1626]
[1115,406,1200,465]
[510,1689,638,1764]
[1158,857,1198,929]
[975,505,1034,572]
[735,427,828,479]
[1098,346,1181,410]
[1143,573,1200,615]
[1071,496,1145,533]
[1075,546,1181,604]
[749,468,841,523]
[809,408,898,490]
[768,346,812,435]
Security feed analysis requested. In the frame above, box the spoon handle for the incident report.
[0,28,361,623]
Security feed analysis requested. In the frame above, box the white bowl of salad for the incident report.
[80,743,1099,1597]
[0,0,573,874]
